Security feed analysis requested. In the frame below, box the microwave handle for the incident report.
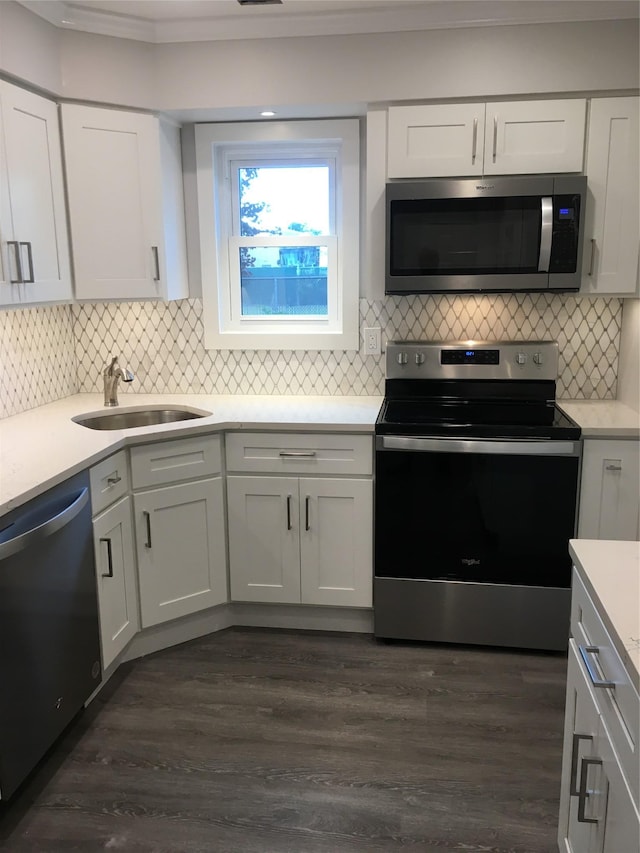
[538,197,553,272]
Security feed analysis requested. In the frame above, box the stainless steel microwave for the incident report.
[385,175,587,294]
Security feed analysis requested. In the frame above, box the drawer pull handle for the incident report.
[100,537,114,578]
[577,756,602,824]
[143,511,152,548]
[279,451,317,458]
[579,644,615,689]
[570,733,593,796]
[107,474,122,486]
[605,463,622,472]
[286,495,292,531]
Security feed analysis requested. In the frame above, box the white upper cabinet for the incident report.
[0,82,72,306]
[61,105,188,301]
[580,97,639,297]
[387,99,586,178]
[387,103,486,178]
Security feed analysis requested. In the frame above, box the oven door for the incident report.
[374,435,581,588]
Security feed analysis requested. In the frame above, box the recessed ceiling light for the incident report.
[260,110,276,117]
[237,0,283,6]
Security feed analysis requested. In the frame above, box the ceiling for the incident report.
[18,0,640,43]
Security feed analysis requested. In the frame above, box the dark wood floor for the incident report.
[0,628,567,852]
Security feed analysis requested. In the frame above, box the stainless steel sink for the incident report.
[72,405,211,431]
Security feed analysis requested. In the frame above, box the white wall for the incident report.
[0,6,638,113]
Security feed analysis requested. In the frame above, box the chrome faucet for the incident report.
[103,356,134,407]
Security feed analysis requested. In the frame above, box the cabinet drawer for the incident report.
[130,434,222,489]
[90,450,129,516]
[225,432,373,476]
[571,569,639,803]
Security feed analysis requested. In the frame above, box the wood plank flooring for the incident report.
[0,628,568,852]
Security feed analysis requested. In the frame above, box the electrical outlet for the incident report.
[363,326,381,356]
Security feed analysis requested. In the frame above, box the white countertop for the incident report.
[569,539,640,691]
[559,399,640,438]
[0,393,383,516]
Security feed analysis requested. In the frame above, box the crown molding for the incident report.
[16,1,640,45]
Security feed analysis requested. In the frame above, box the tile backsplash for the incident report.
[0,294,623,419]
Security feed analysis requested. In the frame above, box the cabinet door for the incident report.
[581,98,639,296]
[135,477,227,628]
[61,104,164,301]
[596,717,640,853]
[484,99,586,175]
[300,478,372,607]
[558,642,602,853]
[93,496,138,670]
[387,104,485,177]
[0,82,71,305]
[227,476,301,604]
[578,440,640,541]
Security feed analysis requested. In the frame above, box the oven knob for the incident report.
[516,352,527,365]
[415,353,425,365]
[533,352,544,365]
[397,352,408,365]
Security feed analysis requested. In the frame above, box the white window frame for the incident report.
[194,119,360,351]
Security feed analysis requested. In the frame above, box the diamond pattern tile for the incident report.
[0,294,624,419]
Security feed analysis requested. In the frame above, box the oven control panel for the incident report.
[386,340,558,381]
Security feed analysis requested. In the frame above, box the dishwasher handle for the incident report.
[0,487,89,561]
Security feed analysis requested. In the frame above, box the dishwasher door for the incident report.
[0,470,102,799]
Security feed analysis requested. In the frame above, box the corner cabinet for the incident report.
[558,569,639,853]
[131,434,228,628]
[580,97,639,297]
[577,439,640,541]
[60,105,188,302]
[226,432,373,608]
[0,81,72,306]
[89,451,138,670]
[387,99,586,178]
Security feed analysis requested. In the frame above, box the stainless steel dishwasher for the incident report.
[0,470,102,799]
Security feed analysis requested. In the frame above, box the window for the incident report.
[194,119,360,350]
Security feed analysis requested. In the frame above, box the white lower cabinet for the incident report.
[134,477,227,627]
[559,568,640,853]
[578,439,640,541]
[225,431,373,609]
[89,451,138,670]
[92,496,138,670]
[227,475,372,607]
[130,435,228,628]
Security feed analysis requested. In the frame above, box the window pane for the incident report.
[238,166,330,237]
[239,246,328,317]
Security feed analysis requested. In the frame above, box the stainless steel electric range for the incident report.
[374,340,582,652]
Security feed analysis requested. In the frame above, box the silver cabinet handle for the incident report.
[100,537,114,578]
[492,115,498,162]
[286,495,292,531]
[7,240,23,284]
[143,511,152,548]
[570,733,593,796]
[0,487,89,560]
[577,756,602,824]
[578,645,615,689]
[605,462,622,472]
[471,117,478,164]
[279,451,317,458]
[305,496,310,531]
[20,241,34,283]
[588,238,596,276]
[152,246,160,282]
[538,197,553,272]
[107,474,122,486]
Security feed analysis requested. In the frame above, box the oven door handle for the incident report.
[378,436,579,456]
